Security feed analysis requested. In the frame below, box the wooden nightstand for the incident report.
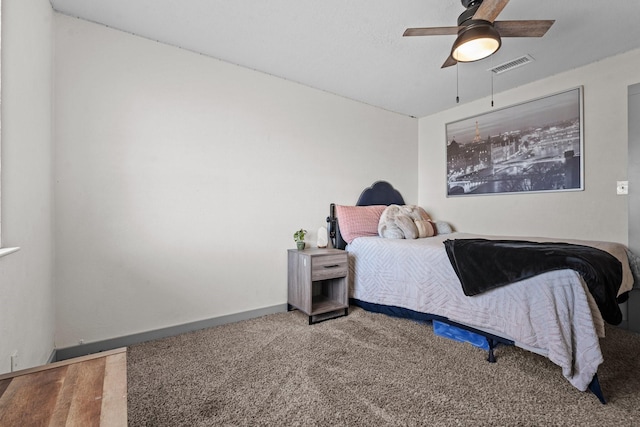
[287,248,349,324]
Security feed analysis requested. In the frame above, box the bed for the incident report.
[326,181,634,403]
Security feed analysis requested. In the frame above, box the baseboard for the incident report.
[53,304,288,362]
[47,348,57,364]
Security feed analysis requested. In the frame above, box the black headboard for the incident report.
[327,181,405,250]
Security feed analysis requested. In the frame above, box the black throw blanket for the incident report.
[443,239,623,325]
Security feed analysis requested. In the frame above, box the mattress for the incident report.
[346,232,633,391]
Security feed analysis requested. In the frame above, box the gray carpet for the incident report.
[127,307,640,426]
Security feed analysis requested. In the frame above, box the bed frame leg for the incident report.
[588,374,607,404]
[486,338,497,363]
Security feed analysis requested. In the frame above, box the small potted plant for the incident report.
[293,229,307,250]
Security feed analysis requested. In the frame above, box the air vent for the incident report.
[488,54,535,74]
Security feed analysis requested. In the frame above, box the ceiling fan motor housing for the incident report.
[461,0,483,9]
[458,2,482,26]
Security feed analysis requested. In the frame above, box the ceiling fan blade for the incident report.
[473,0,510,23]
[441,56,457,68]
[494,20,555,37]
[403,26,459,37]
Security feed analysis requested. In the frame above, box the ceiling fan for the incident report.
[404,0,554,68]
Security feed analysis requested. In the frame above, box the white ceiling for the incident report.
[49,0,640,118]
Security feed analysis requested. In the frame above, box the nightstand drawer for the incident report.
[311,254,348,281]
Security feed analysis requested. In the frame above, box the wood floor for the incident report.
[0,347,127,426]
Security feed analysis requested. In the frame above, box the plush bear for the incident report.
[378,204,437,239]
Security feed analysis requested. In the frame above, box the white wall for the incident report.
[419,48,640,244]
[53,15,418,348]
[0,0,55,374]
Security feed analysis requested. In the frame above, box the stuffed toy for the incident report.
[378,204,437,239]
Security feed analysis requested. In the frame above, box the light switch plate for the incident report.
[617,181,629,195]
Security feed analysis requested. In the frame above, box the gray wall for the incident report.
[627,83,640,332]
[0,0,56,374]
[628,83,640,255]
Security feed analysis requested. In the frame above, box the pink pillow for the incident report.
[336,205,386,244]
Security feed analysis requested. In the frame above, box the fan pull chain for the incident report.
[490,55,494,107]
[456,64,460,104]
[491,70,494,107]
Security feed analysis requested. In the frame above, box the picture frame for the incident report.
[446,87,583,197]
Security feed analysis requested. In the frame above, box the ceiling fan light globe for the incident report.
[451,23,501,62]
[452,37,500,61]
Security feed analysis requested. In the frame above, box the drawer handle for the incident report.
[323,264,340,269]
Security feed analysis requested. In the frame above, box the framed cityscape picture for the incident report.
[446,87,583,197]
